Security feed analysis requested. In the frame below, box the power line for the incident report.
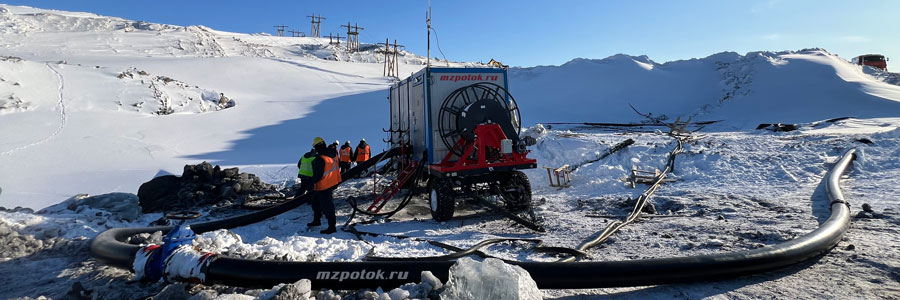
[324,32,344,45]
[307,13,326,37]
[288,30,306,37]
[341,22,365,52]
[377,38,404,77]
[273,25,288,37]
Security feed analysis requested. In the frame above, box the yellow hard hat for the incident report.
[312,137,325,147]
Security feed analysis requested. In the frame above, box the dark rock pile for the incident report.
[137,162,278,213]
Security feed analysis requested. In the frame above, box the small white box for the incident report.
[501,139,513,154]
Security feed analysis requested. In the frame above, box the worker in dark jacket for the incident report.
[309,137,341,234]
[339,140,353,173]
[354,139,370,164]
[329,140,339,155]
[296,148,316,193]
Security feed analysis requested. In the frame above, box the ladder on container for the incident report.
[367,160,419,213]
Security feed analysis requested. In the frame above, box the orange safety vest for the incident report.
[339,147,352,163]
[356,145,370,162]
[314,155,342,191]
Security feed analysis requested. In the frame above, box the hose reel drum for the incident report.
[437,82,524,156]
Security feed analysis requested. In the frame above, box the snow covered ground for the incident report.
[1,4,899,300]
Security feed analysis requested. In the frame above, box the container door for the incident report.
[411,75,426,161]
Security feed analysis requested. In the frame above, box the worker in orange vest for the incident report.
[339,140,353,173]
[354,138,370,164]
[308,137,341,234]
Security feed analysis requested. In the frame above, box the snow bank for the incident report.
[193,229,447,262]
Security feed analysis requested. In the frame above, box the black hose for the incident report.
[344,161,424,219]
[366,238,542,261]
[92,149,856,290]
[200,149,856,289]
[90,148,402,267]
[472,194,545,232]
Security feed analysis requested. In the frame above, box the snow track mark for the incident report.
[0,63,67,156]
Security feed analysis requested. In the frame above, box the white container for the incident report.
[500,139,513,154]
[389,67,509,164]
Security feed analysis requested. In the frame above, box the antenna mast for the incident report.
[426,0,431,68]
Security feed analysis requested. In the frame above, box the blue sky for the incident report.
[5,0,898,67]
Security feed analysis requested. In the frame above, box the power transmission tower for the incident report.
[307,13,326,37]
[324,32,344,45]
[377,39,404,77]
[273,25,288,37]
[288,30,306,37]
[341,22,364,52]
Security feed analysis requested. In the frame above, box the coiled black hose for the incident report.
[92,148,855,290]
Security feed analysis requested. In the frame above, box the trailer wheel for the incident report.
[501,171,533,211]
[429,178,455,222]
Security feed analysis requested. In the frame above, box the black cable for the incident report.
[562,138,684,262]
[366,238,541,262]
[347,225,585,262]
[429,27,448,64]
[342,161,424,228]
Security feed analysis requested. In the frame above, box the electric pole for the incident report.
[377,38,403,78]
[273,25,287,37]
[307,13,326,37]
[288,30,306,37]
[324,32,343,45]
[341,22,365,52]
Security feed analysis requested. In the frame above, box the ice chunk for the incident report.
[421,270,443,290]
[439,257,541,300]
[387,287,409,300]
[272,279,311,300]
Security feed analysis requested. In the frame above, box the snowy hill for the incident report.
[0,4,444,209]
[0,3,897,212]
[512,49,900,127]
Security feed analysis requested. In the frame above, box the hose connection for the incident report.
[164,245,217,284]
[132,244,160,281]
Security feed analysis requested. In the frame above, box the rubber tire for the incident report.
[430,178,455,222]
[503,171,533,211]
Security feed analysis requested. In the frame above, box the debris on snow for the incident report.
[137,162,279,213]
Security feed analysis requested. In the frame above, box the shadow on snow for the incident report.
[184,90,387,165]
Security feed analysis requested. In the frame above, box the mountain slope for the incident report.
[511,49,900,127]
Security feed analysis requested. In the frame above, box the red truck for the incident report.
[852,54,888,71]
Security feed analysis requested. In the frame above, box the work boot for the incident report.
[307,220,321,227]
[319,226,337,234]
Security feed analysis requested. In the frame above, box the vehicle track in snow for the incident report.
[0,63,67,156]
